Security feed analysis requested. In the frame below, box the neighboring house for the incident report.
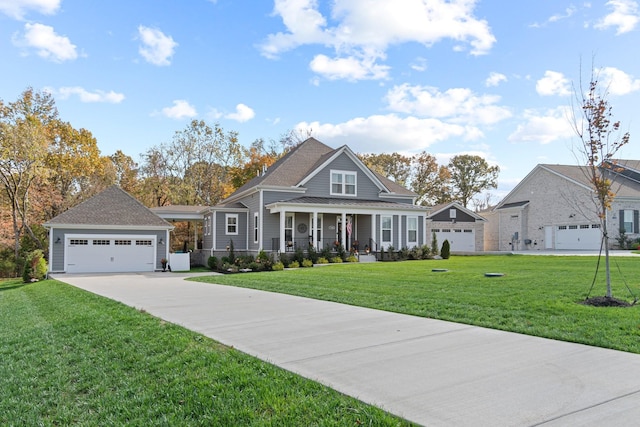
[44,185,174,273]
[156,138,429,259]
[489,161,640,251]
[426,201,486,252]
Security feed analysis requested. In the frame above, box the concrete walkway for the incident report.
[54,272,640,426]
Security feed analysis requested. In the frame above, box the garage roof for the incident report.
[44,185,172,228]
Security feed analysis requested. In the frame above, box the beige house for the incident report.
[488,162,640,251]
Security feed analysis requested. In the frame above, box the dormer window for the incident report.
[331,170,357,196]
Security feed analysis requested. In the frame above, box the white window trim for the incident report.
[330,170,357,197]
[253,212,259,244]
[407,216,418,244]
[226,213,239,235]
[381,215,393,246]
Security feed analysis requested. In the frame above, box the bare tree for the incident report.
[570,65,630,299]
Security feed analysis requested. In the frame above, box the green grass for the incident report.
[192,255,640,354]
[0,278,412,426]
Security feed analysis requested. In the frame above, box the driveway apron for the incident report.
[54,272,640,427]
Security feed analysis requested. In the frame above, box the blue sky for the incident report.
[2,0,640,201]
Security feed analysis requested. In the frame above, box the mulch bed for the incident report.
[580,296,636,307]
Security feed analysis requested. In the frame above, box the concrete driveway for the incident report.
[54,272,640,427]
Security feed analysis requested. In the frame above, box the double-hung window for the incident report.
[226,214,238,235]
[381,216,392,245]
[407,217,418,244]
[331,170,357,196]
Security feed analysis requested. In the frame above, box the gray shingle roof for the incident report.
[227,137,417,199]
[44,185,172,228]
[230,137,336,195]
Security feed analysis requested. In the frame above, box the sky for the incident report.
[2,0,640,202]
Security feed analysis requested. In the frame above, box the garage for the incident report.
[432,228,476,252]
[44,185,174,274]
[65,235,156,273]
[555,224,602,250]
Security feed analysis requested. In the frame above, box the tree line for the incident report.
[0,87,498,277]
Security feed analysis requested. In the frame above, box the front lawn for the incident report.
[0,279,411,426]
[192,255,640,354]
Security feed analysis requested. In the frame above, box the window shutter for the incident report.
[619,210,624,232]
[634,210,639,234]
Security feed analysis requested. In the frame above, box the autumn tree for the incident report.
[0,88,58,258]
[571,67,630,300]
[447,154,499,208]
[410,152,453,206]
[44,121,103,218]
[140,120,244,206]
[109,150,139,194]
[229,138,280,189]
[358,152,412,186]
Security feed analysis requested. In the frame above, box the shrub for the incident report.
[441,240,451,259]
[302,259,314,268]
[307,245,319,263]
[0,248,17,278]
[387,245,396,261]
[22,250,47,282]
[248,262,263,271]
[317,257,329,264]
[207,256,218,270]
[431,231,439,256]
[320,246,332,260]
[272,261,284,271]
[289,260,300,268]
[330,256,343,263]
[345,255,358,263]
[293,248,305,264]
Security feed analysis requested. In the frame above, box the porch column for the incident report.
[371,214,377,252]
[279,210,286,253]
[312,211,318,249]
[341,212,347,248]
[194,220,198,250]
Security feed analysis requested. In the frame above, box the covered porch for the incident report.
[265,197,427,257]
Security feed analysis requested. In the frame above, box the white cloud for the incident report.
[385,83,512,125]
[260,0,495,81]
[599,66,640,95]
[536,71,571,96]
[55,87,125,103]
[410,57,428,72]
[309,53,390,81]
[160,100,197,119]
[225,104,255,122]
[508,106,574,144]
[137,25,178,66]
[530,5,577,27]
[485,72,507,87]
[595,0,640,34]
[12,23,78,62]
[0,0,60,20]
[295,114,477,154]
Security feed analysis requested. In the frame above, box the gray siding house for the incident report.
[199,138,428,258]
[43,185,174,273]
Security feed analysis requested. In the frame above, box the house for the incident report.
[44,185,174,273]
[426,201,486,252]
[155,138,429,260]
[488,161,640,251]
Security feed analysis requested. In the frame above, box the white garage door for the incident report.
[433,228,476,252]
[65,235,156,273]
[555,224,602,250]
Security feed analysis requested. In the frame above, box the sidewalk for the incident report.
[55,272,640,426]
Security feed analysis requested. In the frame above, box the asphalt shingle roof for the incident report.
[45,185,172,227]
